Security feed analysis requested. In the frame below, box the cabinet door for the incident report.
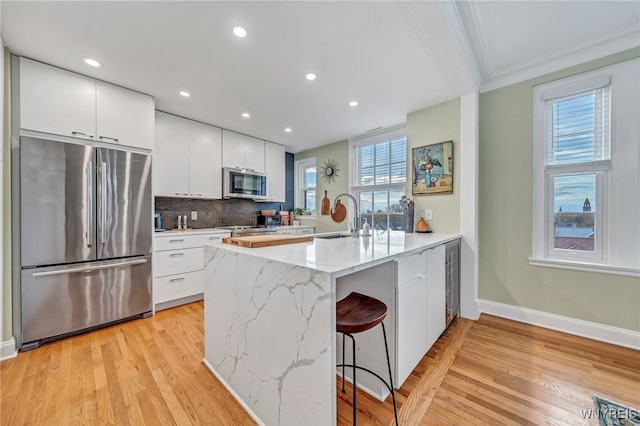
[222,130,246,169]
[154,111,189,196]
[20,58,95,139]
[245,136,265,172]
[426,245,446,350]
[96,81,154,149]
[396,274,428,387]
[189,121,222,198]
[265,141,286,201]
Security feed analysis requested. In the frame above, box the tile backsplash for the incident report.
[155,197,286,229]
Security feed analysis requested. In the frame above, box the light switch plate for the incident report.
[191,211,197,220]
[425,210,433,220]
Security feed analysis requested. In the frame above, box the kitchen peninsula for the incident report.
[202,231,459,425]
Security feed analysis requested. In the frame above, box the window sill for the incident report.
[528,257,639,278]
[296,216,316,220]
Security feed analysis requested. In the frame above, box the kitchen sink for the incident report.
[314,233,353,239]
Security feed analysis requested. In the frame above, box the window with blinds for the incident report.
[532,58,639,273]
[352,133,407,230]
[544,85,610,166]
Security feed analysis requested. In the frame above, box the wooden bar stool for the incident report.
[336,292,399,425]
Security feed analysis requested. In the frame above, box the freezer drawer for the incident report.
[20,256,152,347]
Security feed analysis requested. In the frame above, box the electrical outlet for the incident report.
[425,210,433,220]
[191,211,197,220]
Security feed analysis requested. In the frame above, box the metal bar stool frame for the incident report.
[336,292,399,425]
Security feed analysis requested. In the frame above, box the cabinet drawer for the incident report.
[154,270,203,305]
[277,229,296,235]
[396,250,427,286]
[192,232,231,247]
[154,234,203,251]
[154,247,203,277]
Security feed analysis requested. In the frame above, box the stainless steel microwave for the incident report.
[223,167,268,200]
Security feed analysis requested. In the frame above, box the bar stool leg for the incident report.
[341,333,346,394]
[381,322,399,425]
[345,333,357,425]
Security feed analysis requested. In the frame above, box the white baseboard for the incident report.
[478,299,640,350]
[0,337,17,361]
[202,358,265,426]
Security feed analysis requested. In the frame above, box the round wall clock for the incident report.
[321,158,340,183]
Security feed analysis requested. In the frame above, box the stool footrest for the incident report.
[336,364,395,396]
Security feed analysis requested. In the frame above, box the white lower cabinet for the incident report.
[426,245,446,350]
[395,250,428,387]
[275,227,315,235]
[153,231,230,310]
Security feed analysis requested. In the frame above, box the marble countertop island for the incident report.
[202,231,459,425]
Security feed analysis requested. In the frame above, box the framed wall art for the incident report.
[411,140,453,195]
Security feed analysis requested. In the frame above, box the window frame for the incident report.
[295,157,317,217]
[530,60,640,277]
[349,125,407,231]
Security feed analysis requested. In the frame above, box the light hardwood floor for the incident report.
[2,302,638,425]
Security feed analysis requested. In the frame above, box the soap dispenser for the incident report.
[362,218,371,235]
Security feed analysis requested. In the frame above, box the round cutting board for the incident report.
[331,199,346,222]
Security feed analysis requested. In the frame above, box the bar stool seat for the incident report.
[336,292,387,334]
[336,292,398,425]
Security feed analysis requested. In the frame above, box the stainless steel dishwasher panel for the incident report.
[20,256,152,347]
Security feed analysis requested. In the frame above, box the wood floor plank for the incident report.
[3,307,639,426]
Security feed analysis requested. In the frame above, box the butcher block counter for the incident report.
[202,231,459,425]
[222,234,313,248]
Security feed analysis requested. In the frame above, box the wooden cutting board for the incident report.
[222,234,314,248]
[321,190,331,215]
[331,199,346,222]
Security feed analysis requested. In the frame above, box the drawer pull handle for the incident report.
[98,135,119,142]
[169,239,184,243]
[169,253,184,257]
[72,131,94,138]
[209,237,220,240]
[169,277,185,283]
[174,192,189,196]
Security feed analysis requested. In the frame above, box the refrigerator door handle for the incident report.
[100,162,107,244]
[31,258,148,277]
[86,161,93,247]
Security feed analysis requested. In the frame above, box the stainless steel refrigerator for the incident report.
[18,136,153,350]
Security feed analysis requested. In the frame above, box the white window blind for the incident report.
[544,84,610,166]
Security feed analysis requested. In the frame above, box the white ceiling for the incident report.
[1,1,638,153]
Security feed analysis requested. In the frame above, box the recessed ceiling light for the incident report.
[179,91,191,97]
[82,57,101,67]
[233,27,247,38]
[284,128,292,133]
[242,112,251,118]
[305,73,316,81]
[349,101,359,107]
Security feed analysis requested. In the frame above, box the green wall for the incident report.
[478,48,640,331]
[294,139,349,233]
[406,98,460,234]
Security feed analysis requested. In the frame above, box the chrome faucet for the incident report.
[334,193,359,237]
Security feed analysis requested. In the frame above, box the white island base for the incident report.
[203,232,459,425]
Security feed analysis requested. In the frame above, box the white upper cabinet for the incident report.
[20,58,95,139]
[222,130,245,169]
[188,120,222,199]
[154,111,222,199]
[154,111,189,196]
[19,57,154,150]
[222,130,265,172]
[96,81,154,149]
[265,141,286,202]
[245,136,265,173]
